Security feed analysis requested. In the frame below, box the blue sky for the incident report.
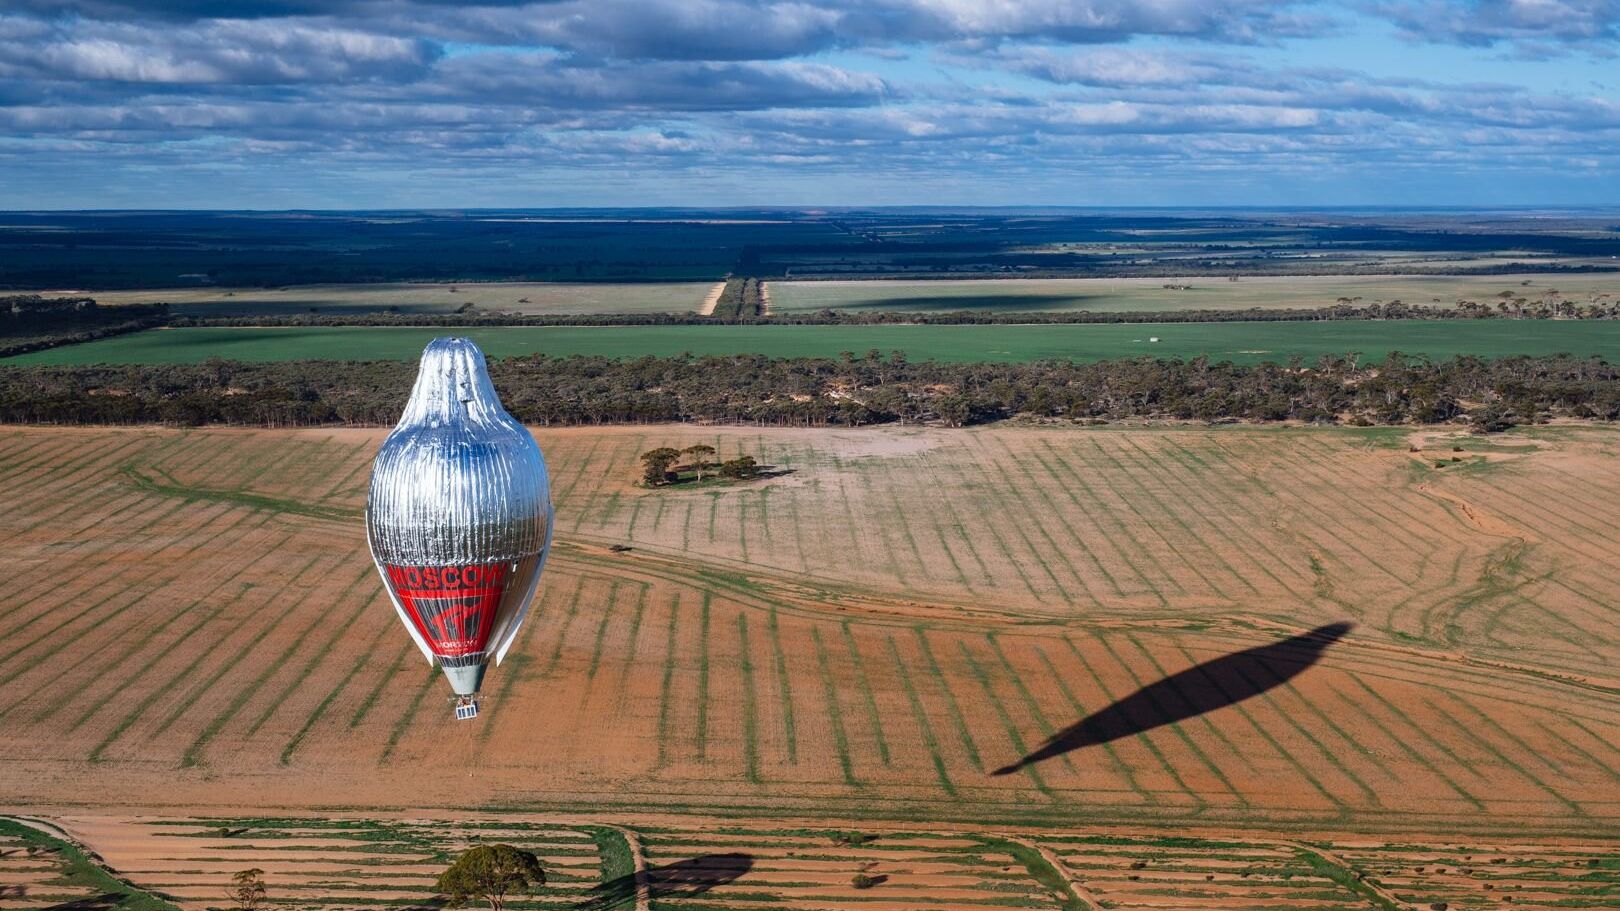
[2,1,1618,208]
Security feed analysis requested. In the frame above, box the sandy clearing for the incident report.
[698,280,727,316]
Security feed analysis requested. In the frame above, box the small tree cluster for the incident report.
[718,455,759,480]
[640,444,747,486]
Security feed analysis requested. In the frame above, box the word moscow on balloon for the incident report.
[366,337,554,720]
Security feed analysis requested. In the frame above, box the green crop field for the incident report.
[768,274,1620,313]
[12,320,1620,365]
[41,281,721,317]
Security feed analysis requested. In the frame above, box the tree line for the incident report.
[171,298,1620,327]
[1,295,170,358]
[6,350,1620,432]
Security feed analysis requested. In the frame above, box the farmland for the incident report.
[39,281,722,317]
[2,422,1620,844]
[16,319,1620,365]
[13,814,1620,911]
[768,274,1620,314]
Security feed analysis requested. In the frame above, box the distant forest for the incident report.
[4,351,1616,432]
[2,209,1616,289]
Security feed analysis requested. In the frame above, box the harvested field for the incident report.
[1043,834,1376,910]
[25,815,1620,911]
[2,424,1620,841]
[40,282,722,317]
[767,274,1620,314]
[57,816,605,910]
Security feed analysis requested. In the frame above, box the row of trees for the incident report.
[6,351,1620,431]
[707,276,766,320]
[1,295,169,357]
[640,444,760,485]
[170,298,1620,328]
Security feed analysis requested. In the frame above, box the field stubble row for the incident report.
[1,425,1618,838]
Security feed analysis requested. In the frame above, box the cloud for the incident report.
[1378,0,1620,51]
[0,1,1616,205]
[0,16,440,84]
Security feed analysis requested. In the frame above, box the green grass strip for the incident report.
[1295,844,1402,911]
[379,670,439,763]
[737,614,761,784]
[349,639,415,729]
[810,625,858,786]
[0,817,181,911]
[696,592,712,760]
[914,627,983,772]
[956,639,1054,798]
[119,464,360,521]
[768,607,798,763]
[281,615,395,764]
[886,633,956,796]
[582,825,638,910]
[655,592,682,769]
[975,835,1088,911]
[841,620,890,766]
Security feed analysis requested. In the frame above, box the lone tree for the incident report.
[681,444,716,481]
[639,447,681,485]
[437,844,546,911]
[226,868,267,911]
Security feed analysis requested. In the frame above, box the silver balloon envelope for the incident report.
[366,337,553,717]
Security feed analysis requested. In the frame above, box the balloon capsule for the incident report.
[366,337,553,719]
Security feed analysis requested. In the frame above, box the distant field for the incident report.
[768,274,1620,313]
[39,281,721,317]
[4,423,1620,836]
[12,320,1620,365]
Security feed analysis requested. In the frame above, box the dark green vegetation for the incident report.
[0,817,181,911]
[3,209,1616,290]
[1,294,169,358]
[5,349,1619,429]
[436,844,546,911]
[640,444,761,486]
[17,319,1620,367]
[165,297,1620,326]
[709,277,765,320]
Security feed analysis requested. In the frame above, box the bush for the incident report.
[718,455,759,480]
[851,872,886,889]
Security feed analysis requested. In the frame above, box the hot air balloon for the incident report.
[367,337,553,720]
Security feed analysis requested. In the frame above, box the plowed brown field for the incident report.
[3,423,1620,848]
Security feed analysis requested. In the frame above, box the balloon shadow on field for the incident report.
[992,622,1353,777]
[575,852,753,910]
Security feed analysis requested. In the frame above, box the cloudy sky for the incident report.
[3,0,1619,208]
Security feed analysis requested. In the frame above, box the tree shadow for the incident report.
[42,893,126,911]
[993,622,1353,776]
[575,853,753,910]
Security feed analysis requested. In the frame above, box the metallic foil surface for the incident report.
[366,337,553,699]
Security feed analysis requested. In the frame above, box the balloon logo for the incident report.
[366,337,553,719]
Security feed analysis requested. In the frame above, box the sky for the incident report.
[2,0,1619,208]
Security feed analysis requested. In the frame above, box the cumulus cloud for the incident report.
[0,0,1616,204]
[0,15,440,84]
